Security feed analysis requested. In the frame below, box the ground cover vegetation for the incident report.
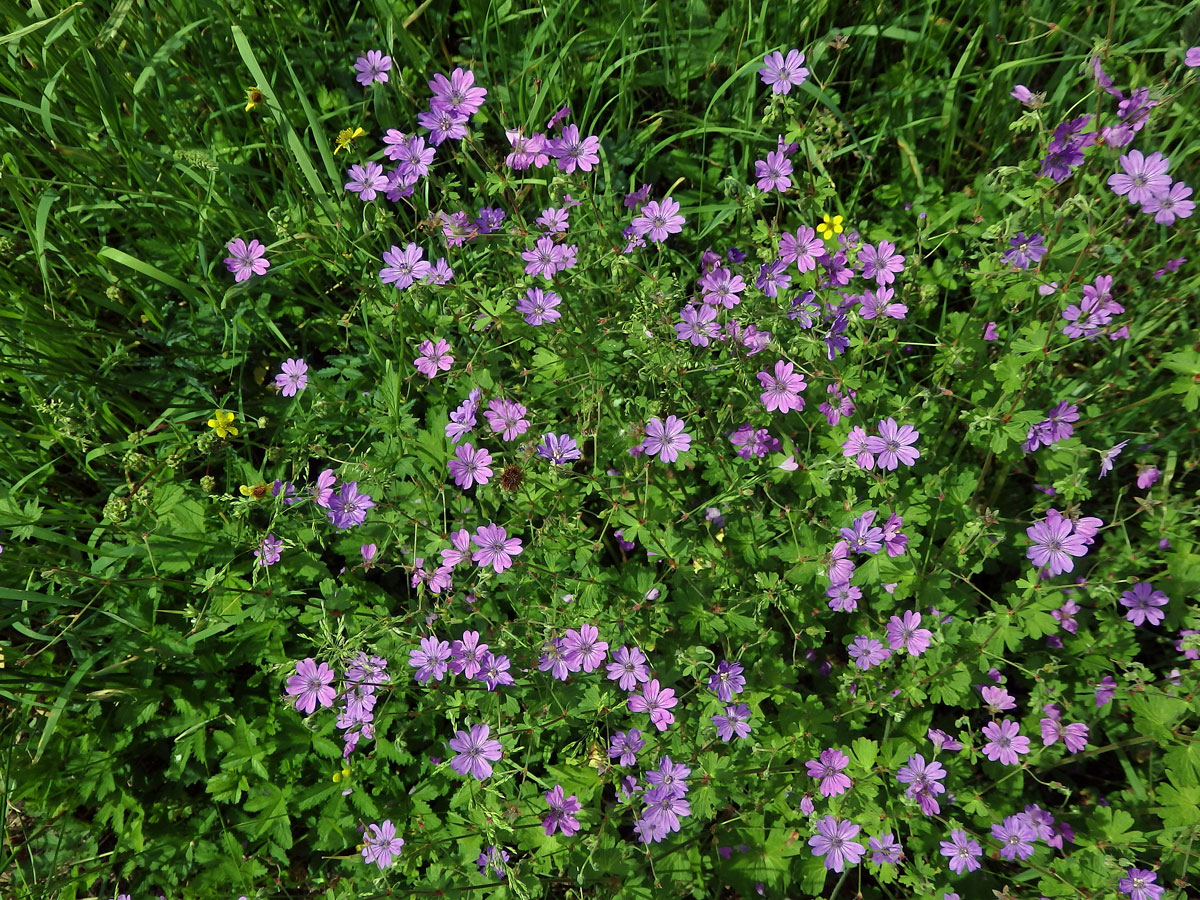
[2,0,1200,898]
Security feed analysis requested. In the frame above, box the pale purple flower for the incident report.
[380,243,432,289]
[627,678,678,731]
[639,786,691,841]
[391,134,435,179]
[441,528,472,567]
[1096,675,1117,707]
[224,237,270,282]
[538,638,570,681]
[859,240,905,285]
[285,658,336,714]
[675,303,720,346]
[1136,466,1161,490]
[1187,47,1200,67]
[449,630,489,679]
[562,623,608,673]
[548,124,600,173]
[754,151,793,192]
[344,161,388,200]
[780,225,824,272]
[1001,232,1047,269]
[886,611,931,656]
[757,360,807,413]
[275,358,308,396]
[631,197,685,243]
[311,468,336,508]
[448,442,492,489]
[414,338,453,378]
[408,636,452,683]
[808,815,865,872]
[755,258,791,297]
[896,754,946,815]
[826,582,861,612]
[981,718,1030,766]
[1040,717,1089,753]
[940,829,982,874]
[1120,581,1169,626]
[983,321,999,340]
[866,418,920,470]
[980,685,1016,712]
[1108,150,1171,205]
[475,651,515,690]
[417,107,468,145]
[641,415,691,463]
[645,756,690,797]
[354,50,392,86]
[448,723,503,780]
[842,426,876,470]
[476,846,510,878]
[848,636,890,669]
[713,703,752,741]
[708,660,746,702]
[928,728,963,751]
[361,820,404,869]
[517,287,562,325]
[327,481,374,529]
[806,748,851,797]
[521,236,567,280]
[859,286,907,320]
[1026,514,1090,576]
[471,523,523,573]
[428,67,487,118]
[608,728,645,766]
[607,646,650,691]
[1141,180,1195,225]
[992,816,1036,860]
[484,398,530,441]
[255,533,282,567]
[759,49,810,94]
[360,543,378,567]
[700,266,746,308]
[543,785,582,836]
[869,833,903,865]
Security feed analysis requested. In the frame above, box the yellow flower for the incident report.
[206,409,238,438]
[332,766,351,783]
[244,87,264,112]
[817,213,844,239]
[334,127,367,154]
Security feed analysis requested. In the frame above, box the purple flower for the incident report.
[755,151,793,192]
[1001,232,1048,269]
[1040,717,1089,753]
[1010,84,1040,105]
[449,630,489,679]
[476,845,510,878]
[866,418,920,470]
[1107,150,1171,205]
[538,432,581,466]
[940,829,982,874]
[311,468,336,508]
[992,816,1036,861]
[928,728,963,751]
[755,258,791,297]
[441,529,472,568]
[1120,582,1169,626]
[826,582,861,612]
[354,50,392,86]
[1096,675,1117,707]
[475,652,515,691]
[1141,180,1195,226]
[344,161,388,201]
[842,426,876,470]
[983,321,999,340]
[360,543,378,567]
[607,646,650,691]
[414,338,453,378]
[448,443,493,490]
[981,719,1030,766]
[645,756,691,797]
[627,679,678,731]
[842,510,884,555]
[223,237,270,282]
[859,240,905,285]
[780,225,824,273]
[327,482,374,530]
[538,638,570,681]
[408,636,452,683]
[641,415,691,463]
[448,723,503,780]
[562,623,608,673]
[631,197,685,243]
[428,67,487,118]
[757,360,807,413]
[1026,512,1091,576]
[759,49,809,94]
[886,611,932,656]
[484,398,530,441]
[255,533,283,567]
[608,728,645,766]
[639,785,691,842]
[516,287,562,325]
[380,243,432,289]
[543,785,582,836]
[806,748,851,797]
[1136,466,1161,490]
[675,303,720,346]
[700,266,746,308]
[471,523,523,573]
[361,820,404,869]
[1187,47,1200,67]
[707,660,746,702]
[1119,868,1165,900]
[896,754,947,815]
[521,235,567,280]
[808,815,865,872]
[713,703,752,741]
[848,635,890,669]
[285,658,336,714]
[869,833,903,865]
[548,124,600,173]
[275,358,308,396]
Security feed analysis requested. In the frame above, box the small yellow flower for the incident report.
[332,765,351,783]
[817,213,844,239]
[334,127,367,155]
[239,484,268,499]
[244,87,264,112]
[206,409,238,438]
